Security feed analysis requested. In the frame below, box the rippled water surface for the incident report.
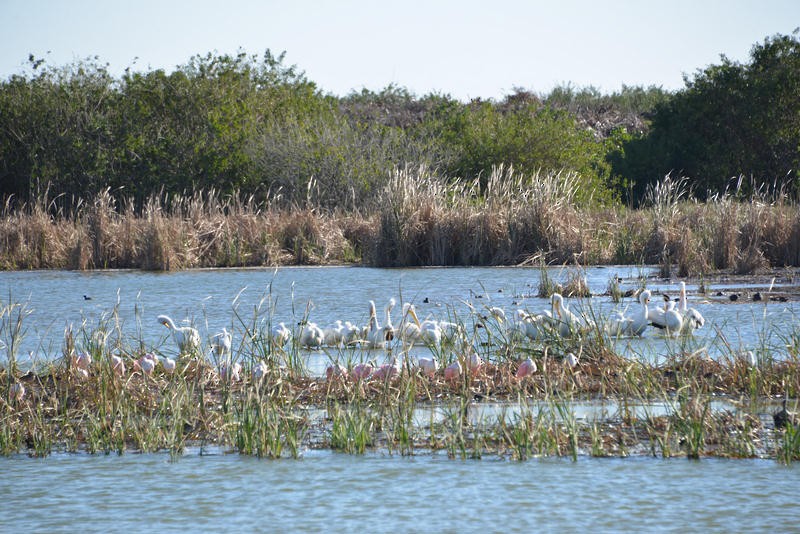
[1,451,796,533]
[1,265,797,369]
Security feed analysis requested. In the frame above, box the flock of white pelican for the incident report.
[4,281,707,402]
[144,280,707,386]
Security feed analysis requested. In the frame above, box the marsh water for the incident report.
[1,266,798,531]
[2,265,798,369]
[2,450,797,532]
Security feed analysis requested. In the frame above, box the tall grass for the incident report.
[2,172,800,271]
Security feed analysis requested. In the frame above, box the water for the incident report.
[1,451,795,532]
[0,265,797,369]
[1,266,798,531]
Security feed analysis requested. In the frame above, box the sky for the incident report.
[1,0,798,101]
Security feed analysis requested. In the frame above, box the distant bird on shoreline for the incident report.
[774,397,797,429]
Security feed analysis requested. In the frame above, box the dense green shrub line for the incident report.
[1,32,798,212]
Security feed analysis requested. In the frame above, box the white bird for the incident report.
[220,361,242,382]
[158,315,201,355]
[270,322,293,349]
[607,290,650,337]
[298,321,324,349]
[212,328,233,359]
[365,300,395,349]
[737,350,757,367]
[506,309,530,342]
[418,319,443,347]
[648,293,683,335]
[135,353,157,376]
[397,303,423,344]
[323,320,346,347]
[510,309,553,341]
[485,306,506,323]
[564,352,579,368]
[551,293,583,337]
[341,321,362,345]
[161,356,176,375]
[417,356,438,377]
[252,360,269,382]
[467,351,484,374]
[678,281,705,333]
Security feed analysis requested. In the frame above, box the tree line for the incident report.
[1,31,798,211]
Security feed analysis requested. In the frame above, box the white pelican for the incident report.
[365,300,395,349]
[515,357,537,378]
[485,306,506,323]
[397,303,423,344]
[678,281,705,332]
[158,315,201,355]
[515,309,553,341]
[298,321,324,349]
[506,310,530,342]
[418,320,443,347]
[271,322,293,348]
[323,320,346,347]
[417,356,438,377]
[648,293,682,334]
[551,293,583,337]
[607,290,650,337]
[342,321,362,345]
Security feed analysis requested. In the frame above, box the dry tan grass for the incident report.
[1,173,800,272]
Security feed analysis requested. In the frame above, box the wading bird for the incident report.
[551,293,583,337]
[212,328,232,359]
[607,290,651,337]
[158,315,201,355]
[298,321,324,349]
[678,281,705,333]
[271,322,293,349]
[365,300,395,349]
[417,356,438,377]
[515,357,537,378]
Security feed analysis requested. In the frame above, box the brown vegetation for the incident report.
[1,171,799,273]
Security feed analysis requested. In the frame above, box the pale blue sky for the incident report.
[2,0,798,100]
